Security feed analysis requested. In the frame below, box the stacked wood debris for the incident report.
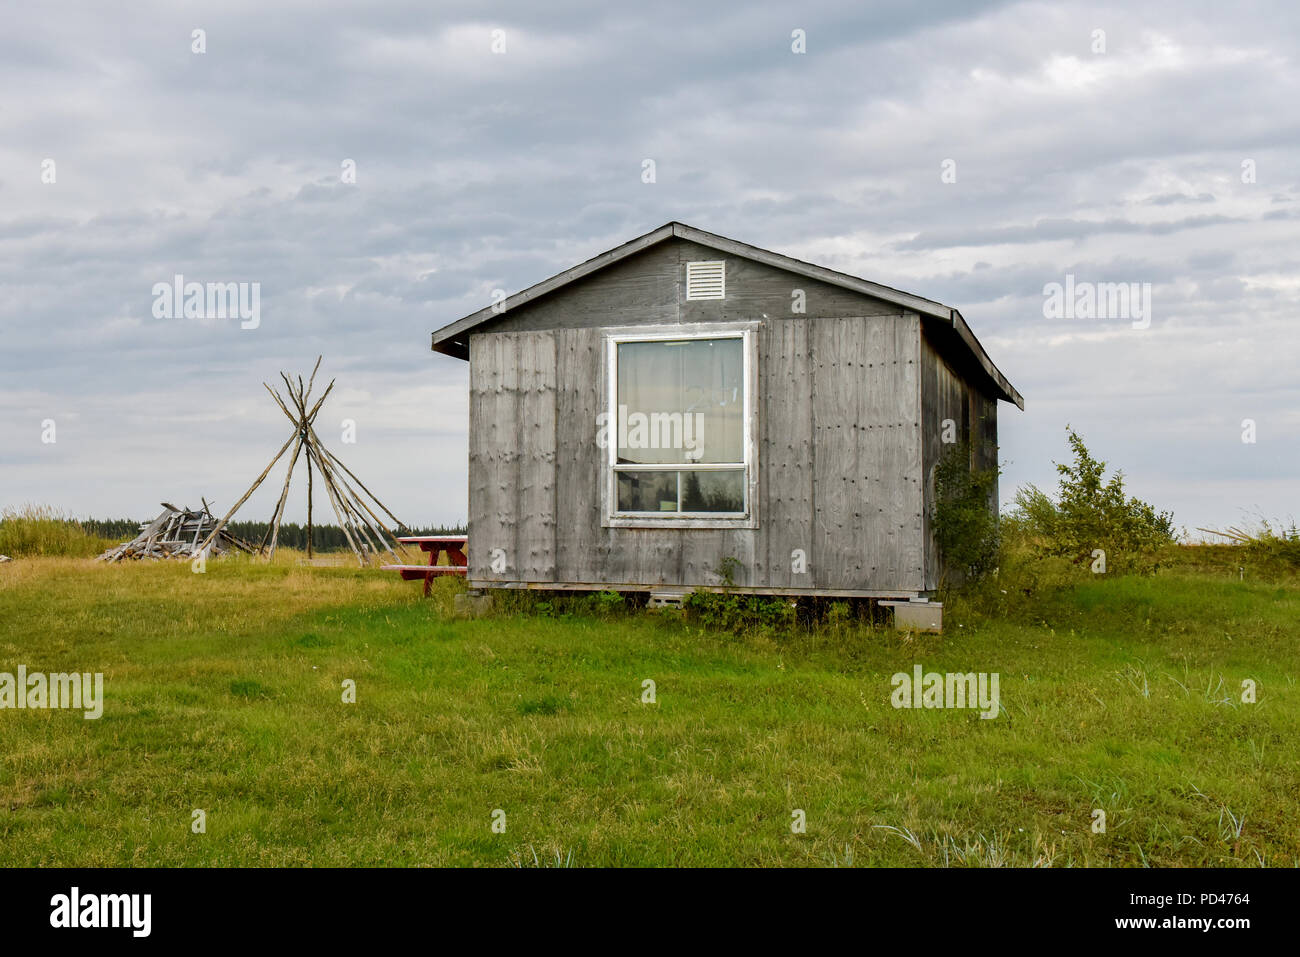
[97,502,254,562]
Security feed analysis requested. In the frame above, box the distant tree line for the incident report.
[83,517,466,552]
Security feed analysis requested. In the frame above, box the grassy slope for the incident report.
[0,556,1295,867]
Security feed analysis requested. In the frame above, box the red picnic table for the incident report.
[382,535,468,595]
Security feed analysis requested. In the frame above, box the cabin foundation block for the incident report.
[454,590,491,618]
[880,599,943,633]
[647,587,692,610]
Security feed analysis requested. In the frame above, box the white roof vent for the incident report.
[685,260,726,300]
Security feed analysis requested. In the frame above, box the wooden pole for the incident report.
[316,447,365,565]
[199,379,334,557]
[267,369,407,537]
[316,437,401,561]
[266,430,305,561]
[258,384,308,557]
[318,444,407,532]
[191,498,209,551]
[306,426,403,561]
[265,377,317,562]
[255,496,277,555]
[302,431,378,560]
[283,381,365,566]
[306,443,314,559]
[302,356,322,405]
[202,359,406,568]
[197,432,296,554]
[279,377,408,561]
[295,369,316,560]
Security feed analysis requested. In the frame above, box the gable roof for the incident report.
[431,222,1023,409]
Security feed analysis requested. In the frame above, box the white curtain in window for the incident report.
[616,338,743,465]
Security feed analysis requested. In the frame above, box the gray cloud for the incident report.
[1,0,1297,533]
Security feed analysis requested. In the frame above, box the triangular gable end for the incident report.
[431,222,1022,409]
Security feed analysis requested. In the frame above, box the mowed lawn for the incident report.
[0,556,1296,867]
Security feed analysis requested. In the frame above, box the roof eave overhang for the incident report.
[945,309,1024,410]
[431,224,677,361]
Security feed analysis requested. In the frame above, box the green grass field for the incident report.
[0,554,1295,867]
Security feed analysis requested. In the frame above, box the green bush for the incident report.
[1009,428,1175,571]
[682,591,797,634]
[678,556,799,633]
[932,441,1001,583]
[593,590,627,617]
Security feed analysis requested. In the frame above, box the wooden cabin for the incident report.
[431,222,1022,612]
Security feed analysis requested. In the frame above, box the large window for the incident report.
[605,328,755,525]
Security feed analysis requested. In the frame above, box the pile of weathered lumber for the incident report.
[97,502,255,562]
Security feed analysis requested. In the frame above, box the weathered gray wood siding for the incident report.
[468,312,925,594]
[919,332,1000,590]
[484,239,904,336]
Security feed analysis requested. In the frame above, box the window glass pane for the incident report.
[616,470,678,512]
[616,338,743,465]
[680,469,744,513]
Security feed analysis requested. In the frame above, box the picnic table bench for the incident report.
[382,535,468,596]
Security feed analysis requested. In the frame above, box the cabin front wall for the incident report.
[467,310,925,596]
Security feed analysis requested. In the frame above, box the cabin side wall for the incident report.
[919,333,1000,591]
[468,313,925,594]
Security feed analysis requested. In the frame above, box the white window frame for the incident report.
[602,322,759,529]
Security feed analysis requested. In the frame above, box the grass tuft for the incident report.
[0,504,117,558]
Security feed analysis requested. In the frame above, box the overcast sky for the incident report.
[1,0,1296,535]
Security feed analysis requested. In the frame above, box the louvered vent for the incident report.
[685,260,726,300]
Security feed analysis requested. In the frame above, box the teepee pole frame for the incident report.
[196,358,406,564]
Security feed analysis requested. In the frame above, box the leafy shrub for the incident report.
[593,590,626,617]
[1010,428,1175,571]
[714,556,743,587]
[682,591,797,634]
[932,441,1001,583]
[677,556,799,633]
